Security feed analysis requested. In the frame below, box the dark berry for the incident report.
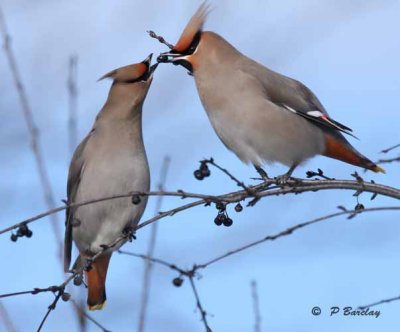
[26,230,33,238]
[223,217,233,227]
[73,275,83,286]
[214,215,223,226]
[19,224,28,234]
[172,277,184,287]
[10,233,18,242]
[234,203,243,212]
[201,167,210,177]
[131,195,141,205]
[194,170,204,180]
[61,292,71,302]
[355,203,365,211]
[215,202,225,211]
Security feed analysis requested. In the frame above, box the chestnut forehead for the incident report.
[135,63,148,76]
[174,32,196,53]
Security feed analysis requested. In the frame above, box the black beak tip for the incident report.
[150,63,159,73]
[157,54,169,63]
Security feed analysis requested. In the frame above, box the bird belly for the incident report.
[72,153,149,255]
[206,103,325,167]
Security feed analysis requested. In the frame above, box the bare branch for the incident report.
[358,294,400,310]
[120,205,400,332]
[70,299,110,332]
[138,156,171,332]
[377,157,400,165]
[195,206,400,270]
[188,276,212,332]
[380,143,400,154]
[147,30,174,49]
[67,54,78,156]
[0,6,62,255]
[2,173,400,237]
[251,281,262,332]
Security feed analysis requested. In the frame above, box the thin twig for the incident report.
[0,302,16,332]
[120,205,400,332]
[251,281,261,332]
[138,156,171,332]
[195,206,400,270]
[147,30,174,49]
[380,143,400,154]
[377,157,400,165]
[70,299,111,332]
[118,250,186,275]
[68,54,78,156]
[204,158,261,203]
[188,276,212,332]
[66,53,87,332]
[0,6,62,255]
[358,294,400,310]
[2,175,400,237]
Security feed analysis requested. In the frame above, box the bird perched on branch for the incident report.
[64,54,157,310]
[157,2,385,179]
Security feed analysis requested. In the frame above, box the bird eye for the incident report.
[186,31,201,55]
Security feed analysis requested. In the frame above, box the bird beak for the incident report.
[143,53,153,66]
[157,52,187,64]
[148,63,159,77]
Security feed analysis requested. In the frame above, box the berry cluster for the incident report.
[214,202,233,227]
[10,223,32,242]
[194,161,210,180]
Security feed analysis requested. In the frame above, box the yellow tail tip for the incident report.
[88,302,106,311]
[373,165,386,174]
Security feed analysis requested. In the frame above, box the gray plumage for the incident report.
[64,59,155,272]
[158,4,383,174]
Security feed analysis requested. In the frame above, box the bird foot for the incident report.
[254,166,270,182]
[275,173,292,185]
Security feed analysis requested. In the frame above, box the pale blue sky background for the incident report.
[1,1,400,331]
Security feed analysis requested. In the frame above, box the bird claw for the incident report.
[275,173,291,185]
[254,166,269,182]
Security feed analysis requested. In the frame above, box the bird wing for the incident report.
[280,103,357,138]
[246,63,357,138]
[64,130,93,272]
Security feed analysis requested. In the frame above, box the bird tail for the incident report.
[323,134,385,173]
[85,253,112,311]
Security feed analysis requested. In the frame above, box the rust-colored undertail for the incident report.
[323,134,385,173]
[85,252,112,310]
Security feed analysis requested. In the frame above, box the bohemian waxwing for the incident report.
[158,3,384,177]
[64,54,157,310]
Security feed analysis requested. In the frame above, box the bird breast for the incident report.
[194,67,325,166]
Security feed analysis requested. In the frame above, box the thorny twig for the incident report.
[2,171,399,237]
[120,205,400,332]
